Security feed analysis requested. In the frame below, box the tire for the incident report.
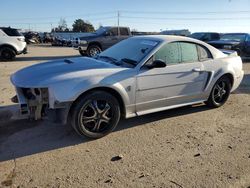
[70,91,121,139]
[86,45,101,57]
[205,76,232,108]
[79,50,86,56]
[0,47,16,60]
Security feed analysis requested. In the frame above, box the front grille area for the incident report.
[18,88,49,120]
[21,88,48,103]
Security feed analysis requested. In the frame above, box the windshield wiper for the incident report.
[121,58,137,67]
[97,55,120,65]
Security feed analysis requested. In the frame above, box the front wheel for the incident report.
[86,45,101,57]
[70,91,121,139]
[0,47,16,60]
[205,76,232,108]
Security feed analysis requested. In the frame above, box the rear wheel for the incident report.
[0,47,16,60]
[86,45,101,57]
[205,76,232,108]
[70,91,120,139]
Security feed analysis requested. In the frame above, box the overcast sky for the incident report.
[0,0,250,33]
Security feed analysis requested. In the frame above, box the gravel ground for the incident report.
[0,45,250,188]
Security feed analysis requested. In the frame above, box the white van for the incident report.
[0,27,27,60]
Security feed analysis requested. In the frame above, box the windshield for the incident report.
[190,33,205,39]
[94,27,109,35]
[98,37,159,66]
[220,34,246,42]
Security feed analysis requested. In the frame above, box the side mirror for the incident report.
[147,59,166,69]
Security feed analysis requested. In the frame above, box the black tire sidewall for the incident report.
[71,91,120,139]
[0,47,16,60]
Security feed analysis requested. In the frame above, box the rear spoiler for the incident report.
[219,49,238,57]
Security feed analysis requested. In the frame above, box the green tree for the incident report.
[72,19,95,32]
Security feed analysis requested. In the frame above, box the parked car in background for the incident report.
[189,32,220,42]
[23,31,41,44]
[40,32,53,43]
[11,36,244,139]
[0,27,27,60]
[74,26,132,57]
[208,33,250,57]
[161,29,191,36]
[52,37,72,47]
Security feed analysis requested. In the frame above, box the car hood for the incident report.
[208,40,240,45]
[11,57,127,87]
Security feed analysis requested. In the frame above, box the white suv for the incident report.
[0,27,27,60]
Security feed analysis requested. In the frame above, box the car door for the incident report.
[136,42,208,114]
[102,27,119,50]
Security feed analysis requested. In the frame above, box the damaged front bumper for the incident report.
[12,87,71,124]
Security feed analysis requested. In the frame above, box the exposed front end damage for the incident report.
[12,87,71,124]
[13,87,49,119]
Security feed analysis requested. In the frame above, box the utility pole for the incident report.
[50,23,53,32]
[117,11,120,36]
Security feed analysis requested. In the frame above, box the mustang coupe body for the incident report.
[11,35,244,138]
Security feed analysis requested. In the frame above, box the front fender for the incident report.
[48,77,132,109]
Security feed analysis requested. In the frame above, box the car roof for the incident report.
[101,26,129,29]
[0,27,19,30]
[222,33,249,35]
[131,35,207,44]
[131,35,227,59]
[192,32,219,34]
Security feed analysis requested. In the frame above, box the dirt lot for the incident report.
[0,45,250,188]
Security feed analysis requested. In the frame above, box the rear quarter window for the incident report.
[2,28,22,36]
[197,45,212,61]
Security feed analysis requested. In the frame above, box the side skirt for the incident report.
[135,100,205,117]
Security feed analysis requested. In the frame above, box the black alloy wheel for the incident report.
[206,76,232,108]
[70,91,120,138]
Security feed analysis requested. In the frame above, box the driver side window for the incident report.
[109,28,118,36]
[154,42,180,64]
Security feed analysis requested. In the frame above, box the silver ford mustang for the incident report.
[11,36,244,138]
